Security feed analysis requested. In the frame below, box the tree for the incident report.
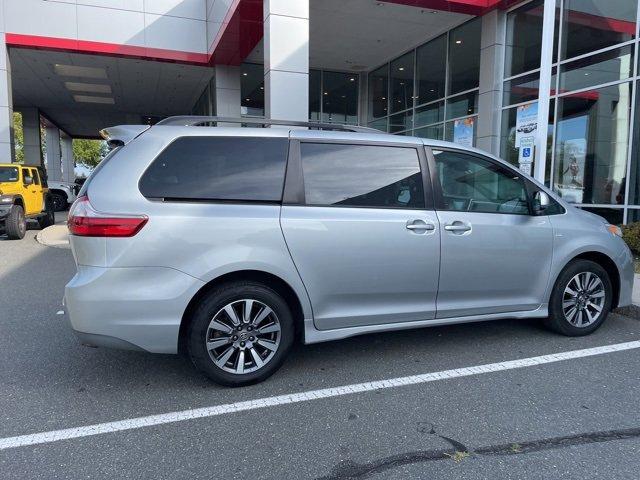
[73,139,108,169]
[12,112,24,163]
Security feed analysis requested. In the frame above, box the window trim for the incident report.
[425,146,537,216]
[284,139,434,211]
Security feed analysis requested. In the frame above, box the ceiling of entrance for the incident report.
[10,48,213,138]
[246,0,472,71]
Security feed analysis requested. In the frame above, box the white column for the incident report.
[533,0,556,182]
[476,10,505,156]
[0,23,15,161]
[45,126,62,182]
[213,65,241,120]
[264,0,309,122]
[61,133,74,183]
[20,108,43,166]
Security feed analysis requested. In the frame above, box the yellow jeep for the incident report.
[0,163,55,239]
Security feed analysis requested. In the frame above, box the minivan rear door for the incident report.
[280,134,440,331]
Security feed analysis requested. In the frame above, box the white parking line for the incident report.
[1,340,639,451]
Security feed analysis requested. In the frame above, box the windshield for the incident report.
[0,166,19,182]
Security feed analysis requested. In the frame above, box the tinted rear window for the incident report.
[139,137,288,202]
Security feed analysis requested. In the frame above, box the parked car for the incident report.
[64,117,634,386]
[0,163,55,239]
[48,180,79,212]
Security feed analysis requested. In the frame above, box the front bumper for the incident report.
[0,204,11,222]
[616,244,635,308]
[64,265,205,353]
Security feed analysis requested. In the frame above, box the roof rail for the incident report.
[155,116,380,133]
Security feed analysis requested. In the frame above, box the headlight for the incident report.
[605,224,622,237]
[0,195,13,204]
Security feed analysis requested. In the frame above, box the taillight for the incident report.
[68,195,148,237]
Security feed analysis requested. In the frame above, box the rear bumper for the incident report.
[64,265,205,353]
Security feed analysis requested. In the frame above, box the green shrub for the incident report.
[622,222,640,254]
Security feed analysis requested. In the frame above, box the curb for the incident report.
[36,224,70,249]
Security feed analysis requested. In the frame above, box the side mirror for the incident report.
[533,190,550,215]
[23,176,33,186]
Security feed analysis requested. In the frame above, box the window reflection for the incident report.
[561,0,637,60]
[560,45,633,93]
[554,83,632,205]
[505,0,546,77]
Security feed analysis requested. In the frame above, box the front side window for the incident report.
[0,166,19,182]
[301,143,425,209]
[140,137,289,202]
[433,150,530,215]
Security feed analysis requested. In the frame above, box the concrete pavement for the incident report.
[2,215,640,479]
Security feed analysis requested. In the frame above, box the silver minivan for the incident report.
[64,117,634,386]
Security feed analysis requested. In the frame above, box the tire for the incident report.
[544,259,612,336]
[5,204,26,240]
[38,198,55,229]
[187,281,295,387]
[51,193,67,212]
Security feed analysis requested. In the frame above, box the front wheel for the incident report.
[5,204,26,239]
[187,281,294,386]
[545,259,612,336]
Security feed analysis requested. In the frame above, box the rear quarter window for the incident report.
[139,137,289,202]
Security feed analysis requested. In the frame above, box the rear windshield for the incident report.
[139,137,288,202]
[0,166,19,182]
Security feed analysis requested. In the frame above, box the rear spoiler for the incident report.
[99,125,150,148]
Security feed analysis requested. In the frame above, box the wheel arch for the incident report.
[557,251,621,309]
[49,188,69,200]
[178,270,306,355]
[11,195,24,208]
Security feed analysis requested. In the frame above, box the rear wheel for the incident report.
[5,204,26,240]
[187,281,294,386]
[545,259,612,336]
[38,198,55,229]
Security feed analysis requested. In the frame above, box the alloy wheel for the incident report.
[562,272,606,327]
[205,299,281,374]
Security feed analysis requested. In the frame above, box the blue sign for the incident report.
[522,147,531,158]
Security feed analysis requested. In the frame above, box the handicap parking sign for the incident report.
[522,147,531,158]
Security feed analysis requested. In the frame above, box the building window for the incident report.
[448,18,481,96]
[416,35,447,106]
[504,0,550,77]
[368,65,389,120]
[241,63,265,117]
[321,71,359,124]
[553,83,632,206]
[560,0,637,61]
[366,17,480,146]
[309,69,321,121]
[390,51,415,114]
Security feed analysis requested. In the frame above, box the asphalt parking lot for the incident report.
[2,214,640,479]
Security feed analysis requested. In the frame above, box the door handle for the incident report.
[406,221,435,231]
[444,223,471,232]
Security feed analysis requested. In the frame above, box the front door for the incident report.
[430,149,554,318]
[281,140,440,330]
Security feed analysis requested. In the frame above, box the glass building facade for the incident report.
[500,0,638,224]
[366,18,482,144]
